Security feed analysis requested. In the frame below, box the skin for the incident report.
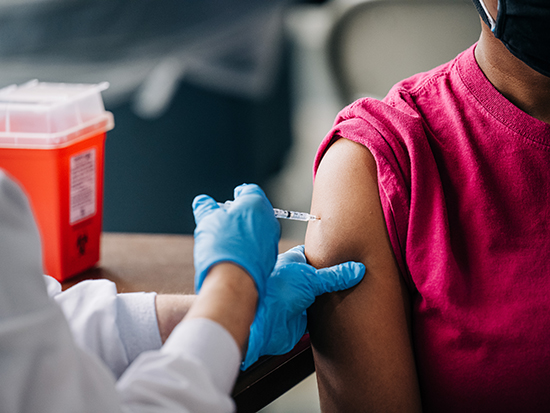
[305,139,422,412]
[475,0,550,124]
[184,262,257,351]
[155,263,257,350]
[155,294,196,343]
[304,0,549,411]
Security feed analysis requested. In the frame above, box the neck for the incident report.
[475,23,550,124]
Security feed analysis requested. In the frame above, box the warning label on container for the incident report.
[70,149,96,224]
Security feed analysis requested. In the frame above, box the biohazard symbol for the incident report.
[77,234,88,255]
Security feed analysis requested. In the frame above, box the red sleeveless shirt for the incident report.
[315,44,550,412]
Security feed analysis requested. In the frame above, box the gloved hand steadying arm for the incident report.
[242,245,365,369]
[192,183,280,294]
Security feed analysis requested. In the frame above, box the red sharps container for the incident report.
[0,80,114,281]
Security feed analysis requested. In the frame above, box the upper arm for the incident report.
[305,138,421,412]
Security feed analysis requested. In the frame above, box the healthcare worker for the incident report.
[0,170,365,412]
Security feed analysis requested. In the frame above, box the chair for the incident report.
[327,0,481,104]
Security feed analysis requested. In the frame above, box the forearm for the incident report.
[185,262,258,352]
[156,264,258,348]
[155,294,196,343]
[117,266,254,411]
[118,264,258,411]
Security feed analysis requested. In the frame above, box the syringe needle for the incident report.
[272,208,319,221]
[217,201,319,222]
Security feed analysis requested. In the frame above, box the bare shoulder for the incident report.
[305,138,421,412]
[306,138,392,268]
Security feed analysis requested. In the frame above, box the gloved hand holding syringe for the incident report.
[218,201,319,222]
[194,184,362,370]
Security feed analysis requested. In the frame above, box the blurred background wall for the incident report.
[0,0,480,245]
[0,0,320,237]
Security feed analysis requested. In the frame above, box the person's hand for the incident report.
[242,245,365,369]
[192,183,280,294]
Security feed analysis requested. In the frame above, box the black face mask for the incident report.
[472,0,550,78]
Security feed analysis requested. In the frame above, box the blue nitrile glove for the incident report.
[242,245,365,369]
[192,183,280,294]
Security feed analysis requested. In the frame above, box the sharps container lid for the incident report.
[0,80,114,148]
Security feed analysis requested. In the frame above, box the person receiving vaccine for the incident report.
[304,0,550,411]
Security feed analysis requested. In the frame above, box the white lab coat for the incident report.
[0,170,240,412]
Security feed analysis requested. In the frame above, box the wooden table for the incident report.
[66,232,315,413]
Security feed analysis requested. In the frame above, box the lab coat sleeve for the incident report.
[45,275,162,378]
[117,317,241,413]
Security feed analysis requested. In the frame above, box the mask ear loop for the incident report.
[477,0,497,31]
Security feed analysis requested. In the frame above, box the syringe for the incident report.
[217,201,319,222]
